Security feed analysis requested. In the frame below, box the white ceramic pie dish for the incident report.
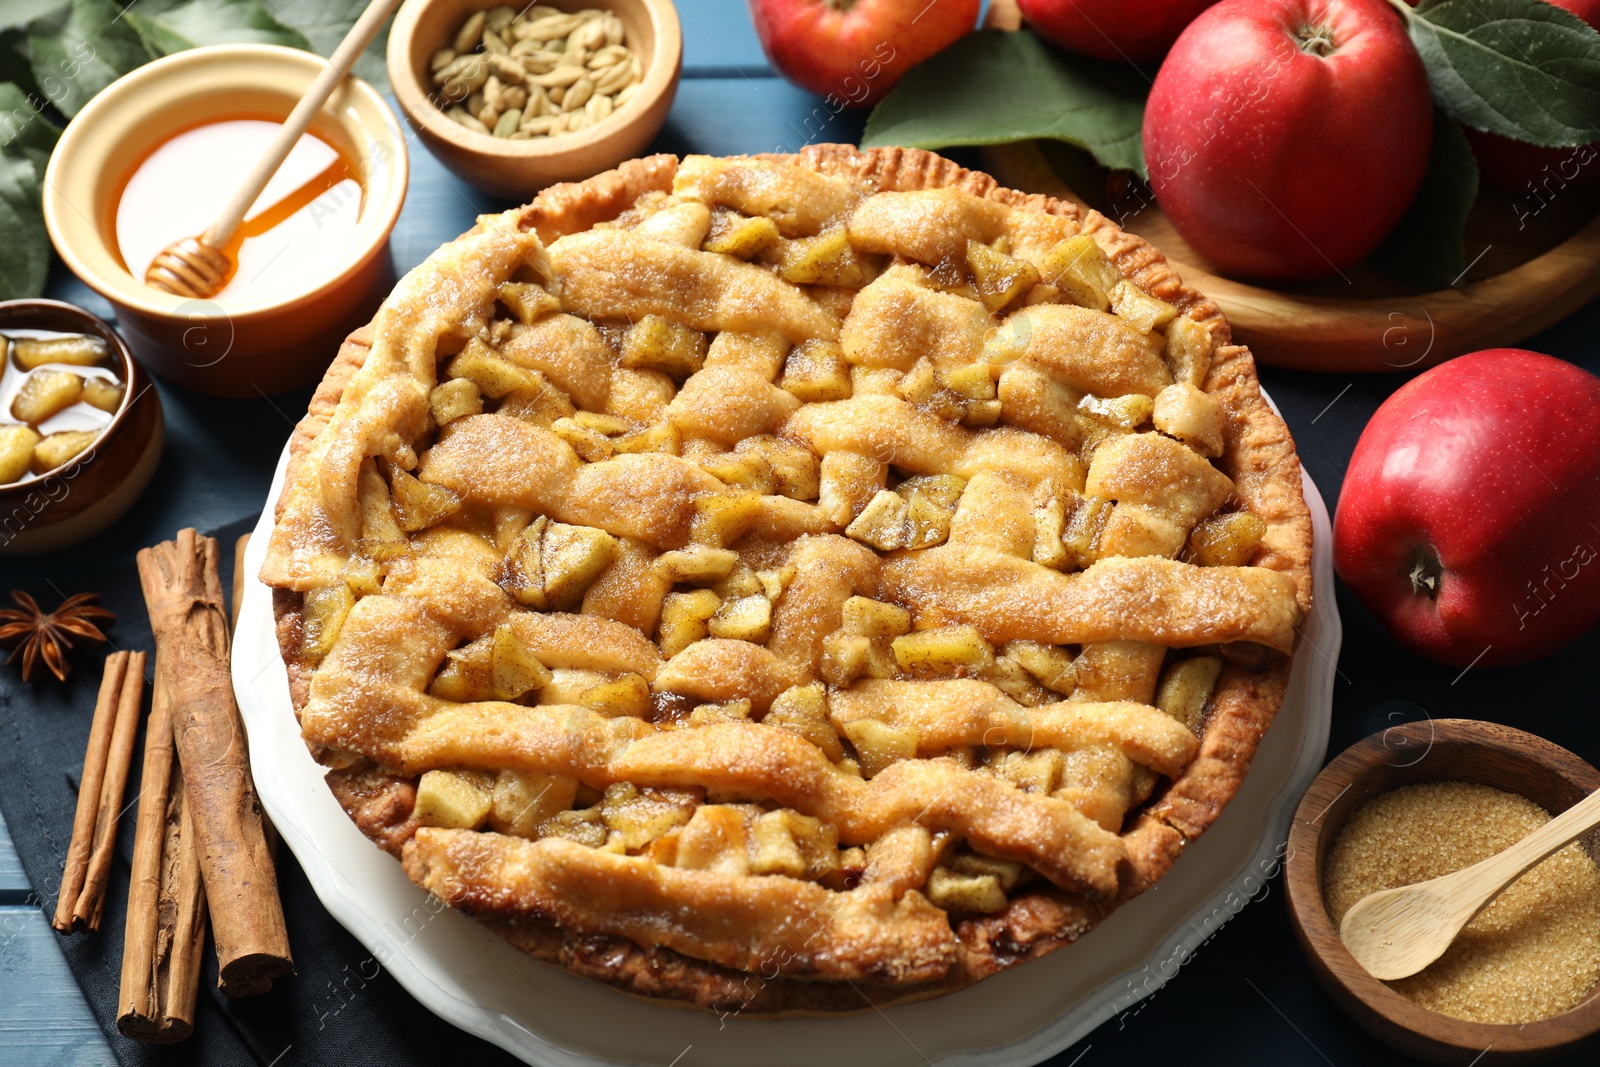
[233,404,1339,1067]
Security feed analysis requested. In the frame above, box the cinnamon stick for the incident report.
[53,652,127,932]
[118,655,207,1042]
[78,649,146,932]
[53,650,147,933]
[138,529,292,996]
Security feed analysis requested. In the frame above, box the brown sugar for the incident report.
[1324,780,1600,1025]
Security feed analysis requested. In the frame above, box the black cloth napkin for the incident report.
[0,517,525,1067]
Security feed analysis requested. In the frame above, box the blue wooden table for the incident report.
[5,2,1600,1063]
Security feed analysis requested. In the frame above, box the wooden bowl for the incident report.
[979,0,1600,373]
[0,300,164,554]
[43,45,408,397]
[388,0,682,200]
[1285,719,1600,1064]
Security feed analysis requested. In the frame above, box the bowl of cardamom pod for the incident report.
[389,0,681,198]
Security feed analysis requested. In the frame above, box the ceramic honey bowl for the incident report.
[43,44,408,398]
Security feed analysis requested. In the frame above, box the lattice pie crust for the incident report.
[262,145,1312,1015]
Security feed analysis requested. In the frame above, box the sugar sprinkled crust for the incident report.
[265,145,1312,1015]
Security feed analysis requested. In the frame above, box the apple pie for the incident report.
[262,145,1312,1014]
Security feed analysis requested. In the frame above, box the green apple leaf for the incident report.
[0,84,55,299]
[266,0,391,93]
[0,81,58,299]
[0,31,42,104]
[123,0,312,57]
[27,0,151,117]
[862,29,1148,178]
[6,0,70,28]
[1403,0,1600,148]
[1369,112,1479,289]
[0,154,49,299]
[0,82,60,171]
[120,0,192,15]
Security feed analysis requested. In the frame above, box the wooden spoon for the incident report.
[143,0,399,299]
[1340,786,1600,981]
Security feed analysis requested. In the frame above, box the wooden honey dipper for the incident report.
[143,0,399,299]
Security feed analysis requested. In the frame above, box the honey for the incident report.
[1326,781,1600,1024]
[115,117,364,303]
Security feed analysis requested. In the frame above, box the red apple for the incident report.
[1142,0,1433,280]
[1334,349,1600,668]
[1460,0,1600,191]
[1016,0,1219,63]
[748,0,980,109]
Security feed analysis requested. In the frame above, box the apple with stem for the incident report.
[748,0,980,108]
[1142,0,1433,280]
[1334,349,1600,668]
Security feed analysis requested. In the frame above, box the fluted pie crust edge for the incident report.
[267,144,1312,1016]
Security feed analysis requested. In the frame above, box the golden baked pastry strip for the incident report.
[883,551,1299,653]
[306,592,1126,896]
[404,831,957,984]
[416,416,726,549]
[783,393,1084,493]
[548,228,842,342]
[609,724,1122,896]
[827,679,1198,778]
[838,265,994,373]
[263,216,554,590]
[672,155,865,237]
[847,188,1075,269]
[983,304,1172,399]
[496,315,615,410]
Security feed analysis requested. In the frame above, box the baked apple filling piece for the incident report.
[264,153,1303,990]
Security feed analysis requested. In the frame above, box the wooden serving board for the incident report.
[979,0,1600,373]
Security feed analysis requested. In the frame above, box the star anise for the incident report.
[0,591,116,683]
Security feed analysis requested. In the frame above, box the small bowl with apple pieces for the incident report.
[389,0,681,199]
[0,300,164,554]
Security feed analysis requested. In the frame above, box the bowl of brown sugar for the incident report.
[1286,718,1600,1065]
